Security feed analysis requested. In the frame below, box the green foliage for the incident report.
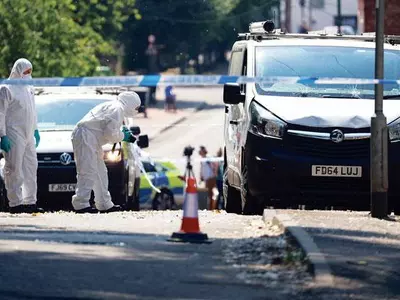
[73,0,138,43]
[124,0,280,72]
[0,0,135,77]
[0,0,279,77]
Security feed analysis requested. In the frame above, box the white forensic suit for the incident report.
[71,91,141,212]
[0,58,40,210]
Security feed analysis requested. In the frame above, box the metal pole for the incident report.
[337,0,342,34]
[285,0,292,32]
[371,0,388,218]
[309,0,312,30]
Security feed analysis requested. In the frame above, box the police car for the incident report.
[0,87,149,212]
[222,20,400,215]
[138,152,184,210]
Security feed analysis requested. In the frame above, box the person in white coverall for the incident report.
[0,58,43,214]
[71,91,141,213]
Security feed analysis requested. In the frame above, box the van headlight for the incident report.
[104,150,122,163]
[389,118,400,142]
[249,101,287,139]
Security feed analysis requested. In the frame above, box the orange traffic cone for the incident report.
[168,175,211,244]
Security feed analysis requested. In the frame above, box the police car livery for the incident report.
[139,154,184,210]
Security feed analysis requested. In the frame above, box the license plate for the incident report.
[49,184,76,192]
[311,165,362,177]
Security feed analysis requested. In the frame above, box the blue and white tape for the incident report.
[0,75,399,87]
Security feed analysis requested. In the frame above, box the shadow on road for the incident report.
[294,225,400,300]
[0,225,283,300]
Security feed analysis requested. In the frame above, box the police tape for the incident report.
[1,75,399,87]
[139,123,224,128]
[131,142,162,194]
[145,156,224,163]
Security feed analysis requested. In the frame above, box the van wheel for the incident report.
[223,168,242,214]
[390,197,400,216]
[241,165,264,215]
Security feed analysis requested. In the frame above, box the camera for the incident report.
[183,145,195,157]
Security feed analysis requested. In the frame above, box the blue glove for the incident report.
[122,127,136,143]
[0,136,11,153]
[34,129,40,148]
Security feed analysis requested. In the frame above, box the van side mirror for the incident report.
[137,134,149,149]
[223,83,245,105]
[130,126,141,135]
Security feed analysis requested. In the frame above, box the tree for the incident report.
[122,0,279,73]
[0,0,137,77]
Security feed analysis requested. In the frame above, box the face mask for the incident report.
[22,74,32,79]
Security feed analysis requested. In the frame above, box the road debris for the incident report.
[222,218,312,295]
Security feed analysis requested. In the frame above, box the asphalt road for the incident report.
[0,211,310,300]
[146,87,225,181]
[0,87,316,300]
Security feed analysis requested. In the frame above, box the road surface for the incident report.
[0,211,311,300]
[146,87,225,181]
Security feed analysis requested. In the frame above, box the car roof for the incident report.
[243,38,400,51]
[35,87,116,102]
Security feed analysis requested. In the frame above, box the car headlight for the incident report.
[249,101,287,139]
[389,118,400,142]
[104,150,122,163]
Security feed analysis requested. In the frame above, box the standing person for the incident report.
[0,58,43,214]
[199,146,217,210]
[164,85,177,113]
[215,148,224,210]
[71,91,141,213]
[145,34,159,106]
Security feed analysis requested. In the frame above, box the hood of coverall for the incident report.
[9,58,33,79]
[117,91,141,117]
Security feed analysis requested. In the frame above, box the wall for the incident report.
[358,0,400,34]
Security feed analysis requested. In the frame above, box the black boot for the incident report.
[24,204,44,213]
[9,205,26,214]
[99,205,123,213]
[74,206,99,214]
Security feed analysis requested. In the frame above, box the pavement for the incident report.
[133,86,222,140]
[264,209,400,300]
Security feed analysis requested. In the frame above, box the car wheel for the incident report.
[223,166,242,214]
[152,188,176,210]
[0,182,8,212]
[241,165,264,215]
[127,176,140,211]
[389,197,400,216]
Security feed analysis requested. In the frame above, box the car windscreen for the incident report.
[255,46,400,99]
[36,98,108,131]
[142,161,157,173]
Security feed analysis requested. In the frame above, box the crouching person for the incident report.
[71,92,141,213]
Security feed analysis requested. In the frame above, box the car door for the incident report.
[224,44,247,187]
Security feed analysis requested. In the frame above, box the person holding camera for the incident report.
[199,146,218,210]
[71,91,141,214]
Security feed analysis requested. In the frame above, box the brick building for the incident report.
[358,0,400,34]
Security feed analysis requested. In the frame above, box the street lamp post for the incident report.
[337,0,342,34]
[370,0,388,218]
